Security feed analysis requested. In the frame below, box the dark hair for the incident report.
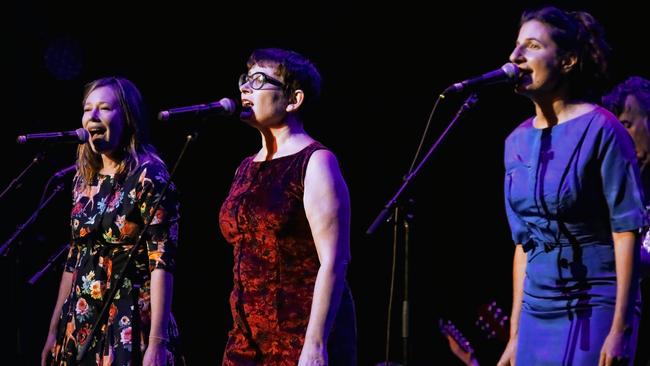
[521,6,611,101]
[602,76,650,117]
[247,48,322,121]
[77,76,163,186]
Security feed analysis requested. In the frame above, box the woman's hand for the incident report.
[40,331,57,366]
[298,340,328,366]
[143,340,170,366]
[599,330,630,366]
[496,337,517,366]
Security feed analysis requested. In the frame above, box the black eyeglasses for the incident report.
[238,72,285,90]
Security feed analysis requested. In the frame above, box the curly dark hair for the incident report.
[602,76,650,117]
[521,6,611,102]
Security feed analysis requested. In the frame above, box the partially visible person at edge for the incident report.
[40,77,183,366]
[497,6,646,366]
[603,75,650,366]
[219,48,357,365]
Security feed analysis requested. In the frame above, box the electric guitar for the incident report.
[440,301,509,365]
[439,318,477,365]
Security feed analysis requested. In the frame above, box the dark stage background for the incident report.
[3,1,649,365]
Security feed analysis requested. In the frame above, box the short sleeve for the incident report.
[599,120,648,232]
[134,163,180,273]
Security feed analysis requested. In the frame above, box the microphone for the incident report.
[53,164,76,179]
[16,128,89,145]
[443,63,521,94]
[158,97,237,121]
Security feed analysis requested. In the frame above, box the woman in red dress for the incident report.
[219,48,356,365]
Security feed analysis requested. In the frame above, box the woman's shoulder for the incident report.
[129,157,171,187]
[140,157,167,172]
[303,140,337,165]
[575,106,631,145]
[235,155,256,170]
[505,117,535,143]
[307,147,338,166]
[588,105,623,129]
[580,106,637,159]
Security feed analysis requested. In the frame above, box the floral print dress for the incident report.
[51,160,181,365]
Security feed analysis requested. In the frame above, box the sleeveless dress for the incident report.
[51,161,183,365]
[504,107,646,365]
[219,142,356,365]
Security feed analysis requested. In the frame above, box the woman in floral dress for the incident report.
[41,77,182,366]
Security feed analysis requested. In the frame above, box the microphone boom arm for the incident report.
[367,93,479,234]
[0,153,45,201]
[0,183,65,256]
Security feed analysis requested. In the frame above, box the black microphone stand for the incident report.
[0,153,45,202]
[0,164,71,364]
[0,181,66,257]
[367,93,479,235]
[75,132,197,364]
[396,201,414,366]
[27,242,70,285]
[368,93,479,365]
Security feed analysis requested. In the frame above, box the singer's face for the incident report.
[239,64,288,126]
[82,86,125,156]
[509,20,563,97]
[619,94,650,166]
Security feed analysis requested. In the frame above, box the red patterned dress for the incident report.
[219,142,356,365]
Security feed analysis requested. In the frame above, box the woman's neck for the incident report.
[100,154,121,175]
[257,119,313,161]
[533,98,593,128]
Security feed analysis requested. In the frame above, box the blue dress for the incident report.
[504,107,645,365]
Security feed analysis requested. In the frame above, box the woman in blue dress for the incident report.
[497,6,646,366]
